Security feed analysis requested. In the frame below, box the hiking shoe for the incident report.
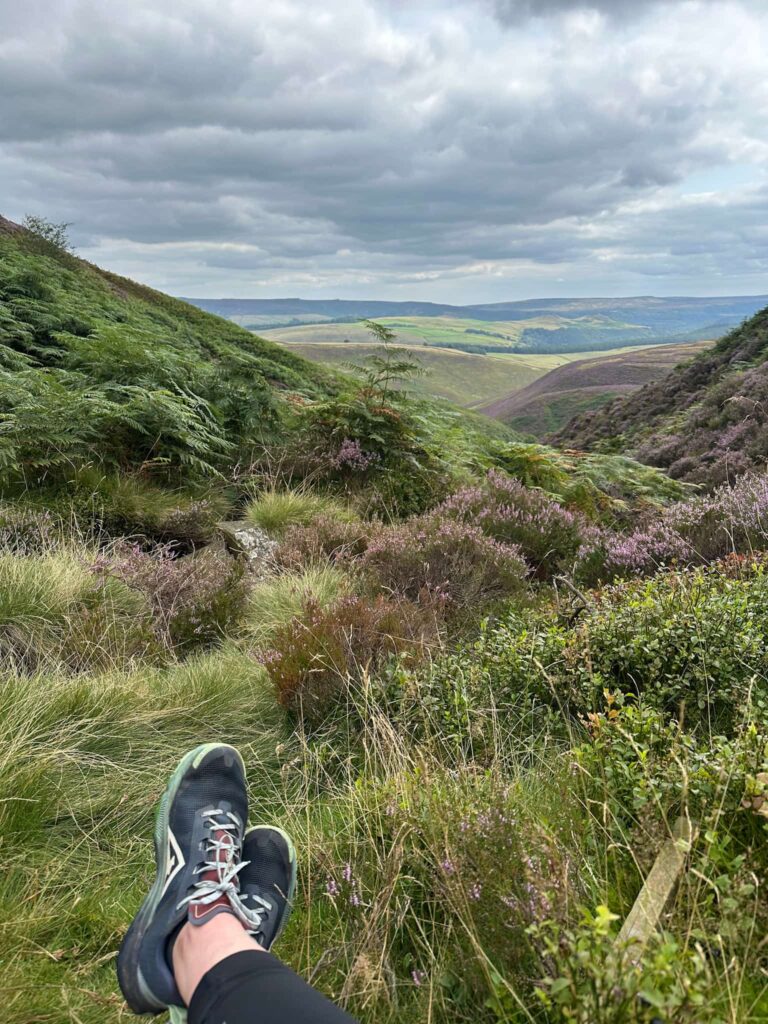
[117,743,248,1014]
[236,825,297,950]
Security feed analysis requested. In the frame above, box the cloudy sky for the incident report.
[1,0,767,301]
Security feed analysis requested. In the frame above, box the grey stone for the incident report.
[217,520,277,575]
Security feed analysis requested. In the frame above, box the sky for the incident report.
[1,0,767,301]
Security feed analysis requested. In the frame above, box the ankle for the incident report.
[172,913,265,1006]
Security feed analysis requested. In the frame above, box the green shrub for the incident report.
[0,231,331,487]
[245,489,355,536]
[529,912,711,1023]
[567,565,768,723]
[444,563,768,729]
[493,443,687,518]
[262,594,440,725]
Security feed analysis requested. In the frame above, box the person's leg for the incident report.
[118,746,356,1023]
[172,913,260,1005]
[174,917,357,1024]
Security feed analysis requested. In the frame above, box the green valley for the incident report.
[3,215,768,1024]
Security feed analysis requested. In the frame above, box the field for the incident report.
[263,314,652,356]
[480,340,714,435]
[262,321,674,409]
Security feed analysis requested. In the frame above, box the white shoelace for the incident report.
[239,890,274,937]
[176,809,247,913]
[175,808,274,935]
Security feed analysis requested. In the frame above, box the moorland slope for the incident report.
[0,215,334,481]
[555,304,768,486]
[481,340,713,435]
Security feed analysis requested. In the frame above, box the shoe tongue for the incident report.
[188,825,238,926]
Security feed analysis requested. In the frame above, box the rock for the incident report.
[217,521,277,575]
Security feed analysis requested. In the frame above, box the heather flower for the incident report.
[361,513,527,615]
[91,540,246,651]
[436,470,586,577]
[326,878,339,897]
[468,882,482,901]
[412,970,425,987]
[331,438,380,473]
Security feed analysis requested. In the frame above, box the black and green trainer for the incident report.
[237,825,297,950]
[117,743,248,1015]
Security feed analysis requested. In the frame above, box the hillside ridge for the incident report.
[480,340,713,435]
[554,303,768,486]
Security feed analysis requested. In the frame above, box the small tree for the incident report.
[22,215,75,253]
[351,319,425,402]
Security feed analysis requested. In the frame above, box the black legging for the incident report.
[189,951,358,1024]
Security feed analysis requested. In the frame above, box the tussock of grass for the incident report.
[242,564,351,647]
[245,488,356,536]
[0,545,152,671]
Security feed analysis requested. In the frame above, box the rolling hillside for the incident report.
[267,340,552,407]
[481,340,713,435]
[554,303,768,486]
[263,313,653,355]
[0,215,335,481]
[262,322,679,409]
[188,293,768,339]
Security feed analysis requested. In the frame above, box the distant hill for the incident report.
[262,315,655,357]
[187,294,768,351]
[260,307,756,358]
[481,340,713,436]
[264,338,571,408]
[554,304,768,487]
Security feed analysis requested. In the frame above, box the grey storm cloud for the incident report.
[0,0,766,299]
[491,0,707,21]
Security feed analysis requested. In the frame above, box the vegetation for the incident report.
[245,489,356,535]
[262,335,659,410]
[556,305,768,487]
[3,219,768,1022]
[0,216,331,485]
[480,341,713,436]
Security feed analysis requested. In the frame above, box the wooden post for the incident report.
[617,816,695,950]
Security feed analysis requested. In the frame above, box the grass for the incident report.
[245,489,356,535]
[263,329,670,410]
[3,643,764,1023]
[242,564,352,647]
[0,490,766,1022]
[0,544,152,671]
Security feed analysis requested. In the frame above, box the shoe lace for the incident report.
[176,808,246,912]
[238,890,274,937]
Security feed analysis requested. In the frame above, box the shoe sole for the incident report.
[117,743,246,1015]
[243,824,298,949]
